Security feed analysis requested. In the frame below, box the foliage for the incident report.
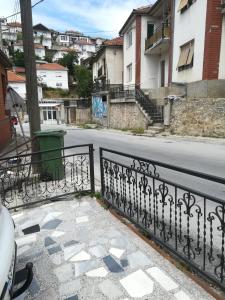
[12,50,25,67]
[16,32,23,41]
[131,128,145,135]
[12,50,41,67]
[74,65,93,98]
[58,51,78,77]
[44,52,54,63]
[43,87,70,98]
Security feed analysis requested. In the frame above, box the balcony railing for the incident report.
[145,23,170,51]
[93,79,110,93]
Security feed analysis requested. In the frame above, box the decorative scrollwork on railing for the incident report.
[131,159,159,178]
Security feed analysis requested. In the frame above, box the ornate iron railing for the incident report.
[100,148,225,289]
[0,144,95,210]
[109,85,135,100]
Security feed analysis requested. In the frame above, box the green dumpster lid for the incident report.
[34,129,66,137]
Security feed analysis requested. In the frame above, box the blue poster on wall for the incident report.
[92,96,107,118]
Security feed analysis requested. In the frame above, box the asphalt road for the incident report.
[18,124,225,200]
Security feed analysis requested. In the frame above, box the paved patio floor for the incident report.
[13,196,214,300]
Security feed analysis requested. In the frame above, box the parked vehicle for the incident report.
[0,199,33,299]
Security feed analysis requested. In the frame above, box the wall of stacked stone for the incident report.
[170,98,225,138]
[109,100,148,129]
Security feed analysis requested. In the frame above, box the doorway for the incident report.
[43,106,57,124]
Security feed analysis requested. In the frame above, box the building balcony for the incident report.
[97,66,106,78]
[93,79,110,93]
[145,23,170,55]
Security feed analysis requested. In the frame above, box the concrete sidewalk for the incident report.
[13,196,214,300]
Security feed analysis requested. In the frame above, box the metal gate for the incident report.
[100,147,225,290]
[0,144,95,210]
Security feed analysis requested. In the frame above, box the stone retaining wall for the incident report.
[170,98,225,138]
[109,100,148,129]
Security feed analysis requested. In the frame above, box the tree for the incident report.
[58,51,78,77]
[74,65,93,98]
[13,50,25,67]
[12,50,41,67]
[44,52,53,63]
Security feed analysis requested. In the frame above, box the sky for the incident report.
[1,0,155,38]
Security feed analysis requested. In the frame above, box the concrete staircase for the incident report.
[135,86,164,125]
[144,124,165,137]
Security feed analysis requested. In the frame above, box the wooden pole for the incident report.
[19,0,40,153]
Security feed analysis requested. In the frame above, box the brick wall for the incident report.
[109,100,148,129]
[203,0,223,79]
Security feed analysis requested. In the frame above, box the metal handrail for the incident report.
[145,22,170,50]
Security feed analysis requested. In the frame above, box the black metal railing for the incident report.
[135,86,164,123]
[0,144,95,210]
[145,22,170,51]
[100,148,225,289]
[93,79,110,93]
[109,85,135,99]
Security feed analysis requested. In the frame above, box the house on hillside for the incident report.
[0,50,11,150]
[36,63,69,90]
[14,42,46,59]
[7,71,26,99]
[33,23,52,49]
[91,37,123,126]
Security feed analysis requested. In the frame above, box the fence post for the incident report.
[89,144,95,194]
[99,147,104,197]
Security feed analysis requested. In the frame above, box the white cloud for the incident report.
[1,0,155,37]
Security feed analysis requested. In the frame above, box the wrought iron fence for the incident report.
[100,147,225,289]
[0,144,95,210]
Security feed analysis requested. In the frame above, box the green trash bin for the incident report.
[34,130,66,181]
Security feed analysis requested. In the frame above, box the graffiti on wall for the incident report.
[92,96,107,119]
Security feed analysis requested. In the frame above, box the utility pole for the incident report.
[0,18,4,50]
[19,0,40,153]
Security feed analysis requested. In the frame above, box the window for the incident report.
[127,63,132,82]
[127,30,132,48]
[177,40,194,71]
[60,35,67,41]
[56,83,62,87]
[178,0,195,13]
[147,23,154,39]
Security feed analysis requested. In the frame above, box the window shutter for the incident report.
[177,44,190,68]
[186,42,194,65]
[178,0,189,11]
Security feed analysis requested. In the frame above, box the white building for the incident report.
[56,34,70,47]
[7,70,26,98]
[52,47,74,62]
[14,43,45,59]
[92,37,123,85]
[33,23,52,49]
[7,70,43,100]
[37,63,69,89]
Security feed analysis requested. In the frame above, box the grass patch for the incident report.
[131,128,145,135]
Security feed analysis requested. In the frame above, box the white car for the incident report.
[0,199,33,299]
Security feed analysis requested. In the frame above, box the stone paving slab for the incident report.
[13,196,214,300]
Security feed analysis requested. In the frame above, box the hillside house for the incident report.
[91,37,123,126]
[0,50,11,150]
[7,71,26,99]
[14,42,46,59]
[36,63,69,89]
[33,23,52,49]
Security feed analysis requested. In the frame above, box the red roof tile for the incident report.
[7,22,22,27]
[7,71,25,82]
[14,67,25,73]
[36,63,67,71]
[103,37,123,46]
